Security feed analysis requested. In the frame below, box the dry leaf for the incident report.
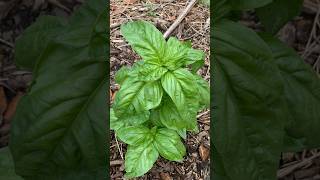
[199,144,209,161]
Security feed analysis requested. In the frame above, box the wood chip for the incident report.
[160,172,173,180]
[199,144,209,161]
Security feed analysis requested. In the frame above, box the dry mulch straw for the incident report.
[110,0,210,179]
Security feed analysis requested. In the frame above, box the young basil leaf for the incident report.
[163,37,189,69]
[161,68,198,114]
[260,33,320,151]
[130,61,168,81]
[186,49,205,73]
[9,0,107,179]
[125,142,159,178]
[113,77,163,117]
[116,126,153,145]
[153,128,186,162]
[185,49,205,65]
[115,66,130,85]
[213,20,287,180]
[121,21,166,64]
[256,0,303,34]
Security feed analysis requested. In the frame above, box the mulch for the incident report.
[110,0,210,179]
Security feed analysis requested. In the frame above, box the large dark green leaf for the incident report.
[213,0,231,23]
[0,147,23,180]
[260,33,320,152]
[228,0,272,10]
[9,1,107,179]
[256,0,303,34]
[15,16,66,70]
[213,20,287,180]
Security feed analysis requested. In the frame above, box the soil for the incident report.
[110,0,210,179]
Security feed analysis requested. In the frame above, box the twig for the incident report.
[0,38,14,48]
[163,0,198,39]
[302,3,320,58]
[277,152,320,178]
[197,110,209,119]
[115,135,124,160]
[110,160,123,166]
[110,22,122,29]
[303,0,319,14]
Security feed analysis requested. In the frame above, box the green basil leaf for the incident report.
[121,110,150,126]
[194,74,210,108]
[163,37,189,69]
[116,126,152,145]
[115,66,130,85]
[125,142,158,178]
[15,16,66,70]
[9,1,107,179]
[113,77,163,117]
[161,68,198,113]
[121,21,166,64]
[187,49,205,73]
[149,109,164,127]
[260,33,320,151]
[0,147,23,180]
[185,49,205,65]
[176,129,187,139]
[153,128,186,161]
[256,0,303,34]
[130,61,168,81]
[158,95,197,131]
[110,108,125,131]
[213,20,287,180]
